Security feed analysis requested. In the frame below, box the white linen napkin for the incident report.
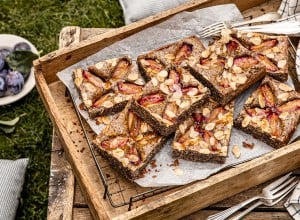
[285,181,300,219]
[119,0,190,24]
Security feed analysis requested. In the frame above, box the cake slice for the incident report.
[233,31,288,81]
[93,102,167,180]
[172,100,234,163]
[137,36,205,81]
[235,76,300,148]
[188,30,266,105]
[131,66,210,136]
[73,56,145,118]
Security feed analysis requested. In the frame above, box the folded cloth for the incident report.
[278,0,300,18]
[285,181,300,219]
[0,158,29,220]
[119,0,190,24]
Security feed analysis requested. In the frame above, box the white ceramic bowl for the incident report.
[0,34,39,105]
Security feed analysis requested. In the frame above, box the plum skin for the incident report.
[5,71,24,95]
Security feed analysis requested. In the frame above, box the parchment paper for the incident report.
[57,4,300,187]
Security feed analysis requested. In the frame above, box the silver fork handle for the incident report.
[206,196,260,220]
[229,201,262,220]
[231,12,281,27]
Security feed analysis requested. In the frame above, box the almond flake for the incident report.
[128,155,139,162]
[261,119,269,132]
[245,96,254,105]
[202,108,210,117]
[258,93,266,108]
[141,122,148,133]
[189,127,199,138]
[134,78,145,86]
[199,87,208,93]
[236,75,247,84]
[278,93,289,101]
[232,145,241,158]
[205,122,215,131]
[179,100,190,109]
[160,83,170,94]
[94,61,105,70]
[272,46,280,53]
[165,53,175,60]
[209,137,216,145]
[182,74,191,83]
[135,134,144,141]
[179,123,187,134]
[158,70,168,78]
[151,77,159,87]
[199,141,209,149]
[214,130,224,140]
[103,101,113,108]
[104,82,111,90]
[227,57,233,67]
[127,72,139,81]
[188,56,197,66]
[279,112,289,120]
[74,77,83,87]
[232,66,242,74]
[246,32,254,38]
[266,53,275,59]
[114,95,123,103]
[187,88,199,96]
[277,60,287,69]
[175,99,182,106]
[173,142,185,150]
[201,50,210,58]
[173,168,183,176]
[229,81,237,90]
[164,79,174,86]
[139,139,148,145]
[279,83,292,92]
[249,36,262,45]
[112,149,124,158]
[101,116,111,125]
[165,109,176,118]
[242,116,251,127]
[171,90,183,100]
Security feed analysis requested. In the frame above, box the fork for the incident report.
[206,172,297,220]
[230,181,298,220]
[199,12,281,38]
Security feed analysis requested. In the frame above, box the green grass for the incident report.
[0,0,124,219]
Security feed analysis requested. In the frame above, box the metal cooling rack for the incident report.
[68,90,176,211]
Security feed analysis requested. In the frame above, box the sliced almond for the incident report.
[101,116,111,125]
[127,72,139,81]
[278,92,289,101]
[103,101,113,108]
[171,90,183,100]
[209,137,216,146]
[188,56,197,66]
[227,57,233,68]
[179,100,190,109]
[114,95,123,103]
[279,112,289,120]
[232,66,242,74]
[74,77,83,88]
[128,155,139,163]
[245,96,254,105]
[199,87,208,93]
[158,70,168,78]
[199,141,209,149]
[272,46,280,53]
[214,130,224,140]
[201,50,210,58]
[266,53,275,59]
[258,93,266,108]
[187,88,199,96]
[103,82,111,90]
[112,149,124,158]
[249,36,262,45]
[161,118,173,125]
[160,83,170,94]
[139,139,148,145]
[179,123,187,134]
[279,83,292,92]
[242,115,251,127]
[236,75,247,84]
[135,134,144,141]
[232,145,241,158]
[175,99,182,106]
[189,127,199,138]
[141,122,148,133]
[246,32,254,38]
[229,81,237,90]
[202,107,210,117]
[134,78,145,86]
[173,142,185,150]
[121,157,129,166]
[182,74,191,83]
[165,53,175,61]
[261,119,270,132]
[151,77,159,87]
[165,109,176,118]
[277,60,287,69]
[205,122,215,131]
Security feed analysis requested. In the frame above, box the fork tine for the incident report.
[263,172,292,191]
[200,29,222,38]
[199,23,225,38]
[268,180,299,205]
[200,22,224,32]
[270,176,296,194]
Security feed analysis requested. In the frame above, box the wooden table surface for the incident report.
[47,0,296,219]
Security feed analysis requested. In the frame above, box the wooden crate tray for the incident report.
[34,0,300,219]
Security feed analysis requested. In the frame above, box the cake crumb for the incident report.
[150,160,157,169]
[232,145,241,158]
[170,159,179,167]
[79,103,85,110]
[243,141,254,149]
[152,175,157,178]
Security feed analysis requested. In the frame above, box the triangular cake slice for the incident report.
[131,66,210,136]
[93,102,167,180]
[172,100,234,163]
[73,56,145,118]
[188,29,266,105]
[235,76,300,148]
[137,36,205,81]
[233,31,288,82]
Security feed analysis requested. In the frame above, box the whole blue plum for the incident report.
[0,48,11,57]
[5,71,24,95]
[0,76,6,97]
[13,42,31,51]
[0,53,5,71]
